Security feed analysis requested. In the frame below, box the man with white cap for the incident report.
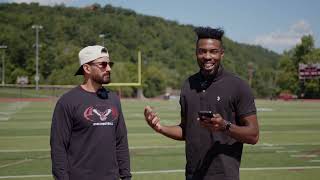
[50,45,131,180]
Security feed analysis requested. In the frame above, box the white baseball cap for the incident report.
[75,45,110,75]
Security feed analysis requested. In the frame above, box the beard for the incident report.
[91,72,111,84]
[199,61,220,77]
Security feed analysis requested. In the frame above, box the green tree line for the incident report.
[0,3,281,97]
[276,35,320,99]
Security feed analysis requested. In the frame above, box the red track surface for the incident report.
[0,97,56,102]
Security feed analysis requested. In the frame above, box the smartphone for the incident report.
[198,110,213,120]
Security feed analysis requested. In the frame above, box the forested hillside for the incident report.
[0,3,280,97]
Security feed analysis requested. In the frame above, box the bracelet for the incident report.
[225,121,232,131]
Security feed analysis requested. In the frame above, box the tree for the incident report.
[276,35,320,98]
[293,35,314,66]
[0,3,280,97]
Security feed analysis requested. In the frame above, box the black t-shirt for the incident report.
[179,67,256,180]
[50,86,131,180]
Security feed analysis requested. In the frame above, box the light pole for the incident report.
[32,25,42,91]
[99,34,105,46]
[0,45,7,86]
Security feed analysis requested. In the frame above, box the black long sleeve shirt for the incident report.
[50,86,131,180]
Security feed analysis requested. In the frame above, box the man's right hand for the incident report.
[144,106,162,133]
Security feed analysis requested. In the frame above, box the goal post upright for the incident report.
[106,51,142,87]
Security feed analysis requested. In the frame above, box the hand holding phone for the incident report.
[198,110,214,121]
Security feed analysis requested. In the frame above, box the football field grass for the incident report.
[0,98,319,180]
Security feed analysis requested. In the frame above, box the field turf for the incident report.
[0,98,319,180]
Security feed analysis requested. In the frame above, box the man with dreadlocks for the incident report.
[144,26,259,180]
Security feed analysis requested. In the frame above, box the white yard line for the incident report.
[291,154,318,158]
[0,175,52,179]
[0,149,50,153]
[0,134,158,139]
[257,108,273,112]
[241,166,320,171]
[129,130,320,135]
[276,150,300,153]
[133,169,184,174]
[261,130,320,134]
[0,145,185,152]
[6,102,30,112]
[257,142,320,146]
[0,102,30,121]
[0,136,49,139]
[0,159,32,169]
[1,166,320,178]
[1,142,320,153]
[0,155,49,169]
[0,112,10,115]
[129,133,159,136]
[130,145,184,149]
[260,147,284,150]
[0,117,9,121]
[0,130,317,139]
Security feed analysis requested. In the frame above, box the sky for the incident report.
[2,0,320,54]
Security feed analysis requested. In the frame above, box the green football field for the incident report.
[0,98,319,180]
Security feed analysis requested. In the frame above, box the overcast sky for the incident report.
[2,0,320,54]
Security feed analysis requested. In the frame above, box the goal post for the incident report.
[0,51,142,88]
[106,51,142,87]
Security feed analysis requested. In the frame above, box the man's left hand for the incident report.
[198,114,227,131]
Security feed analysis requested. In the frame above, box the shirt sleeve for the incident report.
[115,100,132,180]
[50,101,72,180]
[236,80,257,118]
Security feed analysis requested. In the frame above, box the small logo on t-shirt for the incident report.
[83,106,118,126]
[217,96,221,102]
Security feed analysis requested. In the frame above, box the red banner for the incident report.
[299,63,320,79]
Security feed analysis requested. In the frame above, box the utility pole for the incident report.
[0,45,7,86]
[32,25,42,91]
[99,34,105,46]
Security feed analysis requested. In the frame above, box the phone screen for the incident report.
[198,111,213,120]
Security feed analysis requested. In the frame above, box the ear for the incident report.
[83,64,92,75]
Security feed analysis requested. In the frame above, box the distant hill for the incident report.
[0,3,280,97]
